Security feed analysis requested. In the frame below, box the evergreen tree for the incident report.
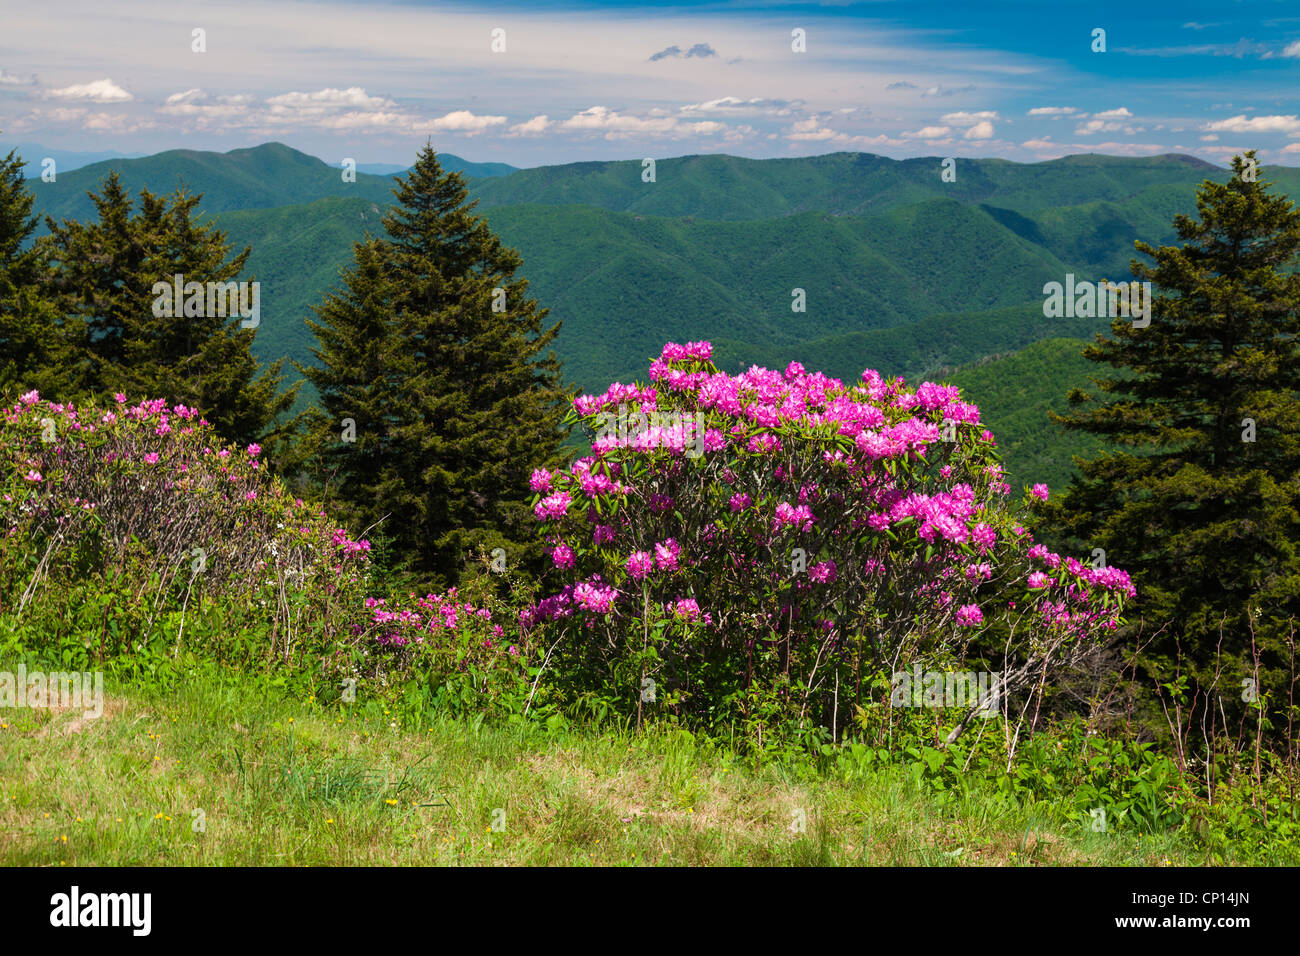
[0,144,71,398]
[301,144,570,588]
[41,173,297,447]
[1047,151,1300,735]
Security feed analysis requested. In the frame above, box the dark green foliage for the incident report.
[1048,151,1300,739]
[298,144,571,589]
[0,145,70,398]
[39,172,297,448]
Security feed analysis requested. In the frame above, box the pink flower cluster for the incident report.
[331,528,372,558]
[365,590,502,649]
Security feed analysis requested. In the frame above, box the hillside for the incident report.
[942,337,1120,491]
[210,183,1161,399]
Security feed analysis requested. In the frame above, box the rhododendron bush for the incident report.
[0,392,532,707]
[1,391,366,609]
[524,342,1135,736]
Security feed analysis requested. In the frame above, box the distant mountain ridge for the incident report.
[19,142,517,224]
[466,150,1252,220]
[10,142,148,177]
[355,157,517,178]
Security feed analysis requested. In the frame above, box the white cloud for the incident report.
[1072,108,1139,135]
[314,111,421,130]
[1280,40,1300,58]
[427,109,507,134]
[160,90,255,122]
[1075,109,1139,135]
[1204,114,1300,134]
[786,118,903,148]
[507,114,552,136]
[679,96,800,117]
[559,105,723,140]
[266,87,394,110]
[788,117,836,141]
[720,123,757,144]
[902,125,951,139]
[964,120,995,140]
[83,111,157,132]
[46,78,132,102]
[1027,107,1077,116]
[940,110,999,126]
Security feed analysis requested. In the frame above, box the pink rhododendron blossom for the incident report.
[809,561,837,584]
[627,550,654,580]
[654,539,681,571]
[534,490,572,521]
[672,597,701,621]
[774,502,816,531]
[574,580,618,614]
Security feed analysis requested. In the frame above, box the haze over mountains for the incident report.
[20,140,1297,487]
[13,143,147,177]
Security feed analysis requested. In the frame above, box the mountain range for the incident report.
[19,140,1295,488]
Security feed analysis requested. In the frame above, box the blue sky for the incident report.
[2,0,1297,167]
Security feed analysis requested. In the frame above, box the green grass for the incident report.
[0,659,1224,867]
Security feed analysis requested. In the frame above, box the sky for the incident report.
[2,0,1298,168]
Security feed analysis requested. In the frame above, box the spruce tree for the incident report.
[1047,151,1300,735]
[301,144,570,588]
[0,144,72,398]
[293,238,410,543]
[41,174,297,447]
